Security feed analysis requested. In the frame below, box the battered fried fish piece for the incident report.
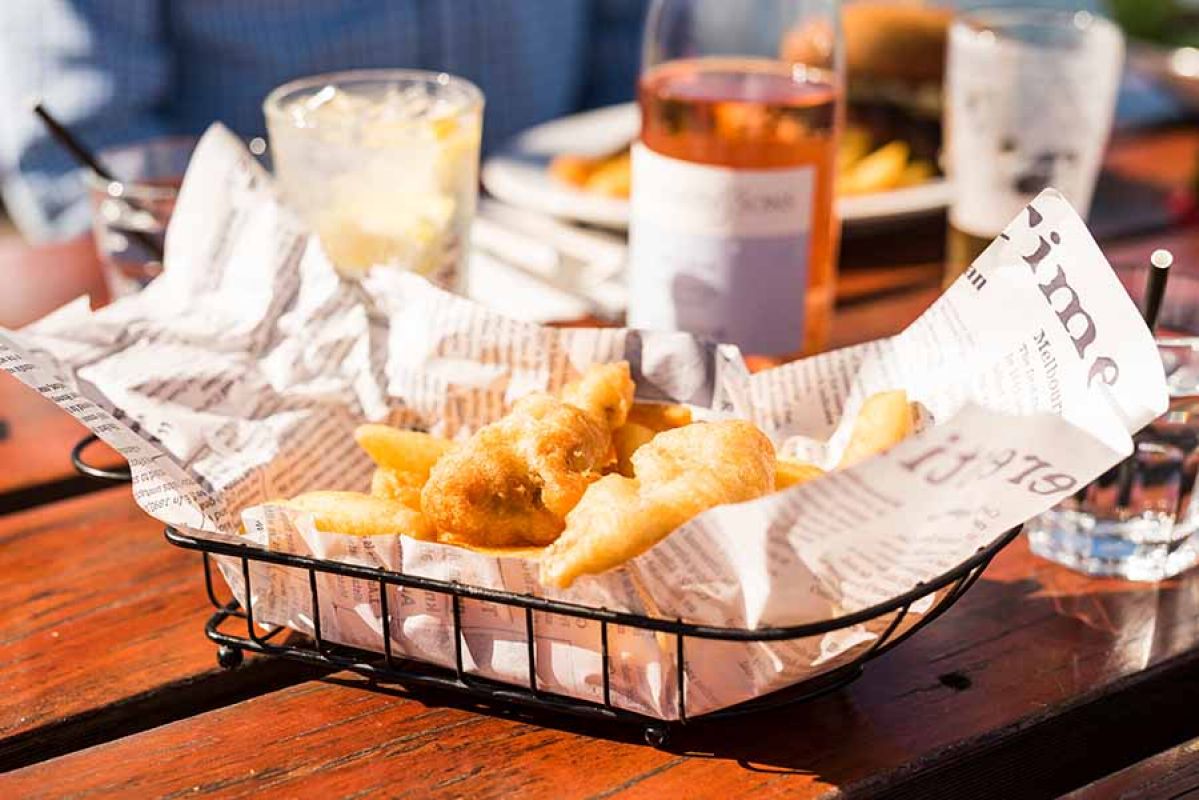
[539,420,776,587]
[421,362,635,548]
[560,361,635,430]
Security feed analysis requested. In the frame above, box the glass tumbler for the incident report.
[943,9,1124,286]
[1026,263,1199,581]
[86,136,196,299]
[264,69,484,289]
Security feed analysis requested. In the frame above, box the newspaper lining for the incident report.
[0,125,1166,719]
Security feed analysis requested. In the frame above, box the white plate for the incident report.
[482,102,951,231]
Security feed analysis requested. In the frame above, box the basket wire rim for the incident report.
[164,522,1022,641]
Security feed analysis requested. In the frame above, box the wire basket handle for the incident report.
[71,434,132,483]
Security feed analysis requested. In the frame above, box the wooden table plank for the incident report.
[831,286,939,350]
[1105,126,1199,194]
[0,376,125,513]
[0,233,109,330]
[12,537,1199,799]
[0,234,122,512]
[1063,736,1199,799]
[1105,225,1199,277]
[0,488,319,770]
[836,262,941,304]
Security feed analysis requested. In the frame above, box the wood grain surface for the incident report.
[1105,127,1199,194]
[0,377,125,513]
[1064,735,1199,799]
[0,489,320,770]
[830,286,939,350]
[10,537,1199,799]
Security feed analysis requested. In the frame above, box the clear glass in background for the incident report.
[1027,264,1199,581]
[629,0,843,362]
[86,136,197,299]
[264,69,483,291]
[943,8,1124,286]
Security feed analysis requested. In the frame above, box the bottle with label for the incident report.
[628,0,843,361]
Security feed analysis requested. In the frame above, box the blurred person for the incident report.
[0,0,646,325]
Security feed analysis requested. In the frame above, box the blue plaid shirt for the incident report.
[0,0,646,241]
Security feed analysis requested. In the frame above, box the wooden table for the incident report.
[4,126,1199,799]
[1065,736,1199,800]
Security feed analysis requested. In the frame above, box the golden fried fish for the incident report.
[421,362,635,548]
[560,361,635,430]
[540,419,776,587]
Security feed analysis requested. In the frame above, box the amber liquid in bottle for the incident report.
[635,57,840,363]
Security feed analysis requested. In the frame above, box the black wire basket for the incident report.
[77,432,1021,746]
[172,525,1019,745]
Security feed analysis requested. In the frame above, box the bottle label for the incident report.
[627,143,812,355]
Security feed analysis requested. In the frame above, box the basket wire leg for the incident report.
[945,562,988,605]
[221,556,258,669]
[917,570,976,627]
[643,629,686,749]
[202,553,224,611]
[873,568,980,660]
[379,579,395,670]
[676,631,687,723]
[600,619,612,708]
[208,558,245,671]
[240,556,257,642]
[233,557,285,648]
[860,603,912,660]
[308,568,326,653]
[451,593,465,680]
[525,607,539,695]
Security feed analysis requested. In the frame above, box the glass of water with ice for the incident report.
[1027,263,1199,581]
[264,70,484,289]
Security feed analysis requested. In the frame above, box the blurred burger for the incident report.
[785,1,950,163]
[844,2,950,97]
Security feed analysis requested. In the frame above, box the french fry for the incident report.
[838,141,910,196]
[354,425,453,479]
[561,361,635,429]
[838,390,915,467]
[613,422,656,477]
[626,402,693,433]
[283,491,433,539]
[548,154,597,188]
[584,152,631,198]
[775,459,825,490]
[898,159,935,188]
[837,125,873,173]
[370,468,423,510]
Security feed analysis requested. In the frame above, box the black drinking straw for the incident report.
[1115,249,1174,509]
[32,102,165,262]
